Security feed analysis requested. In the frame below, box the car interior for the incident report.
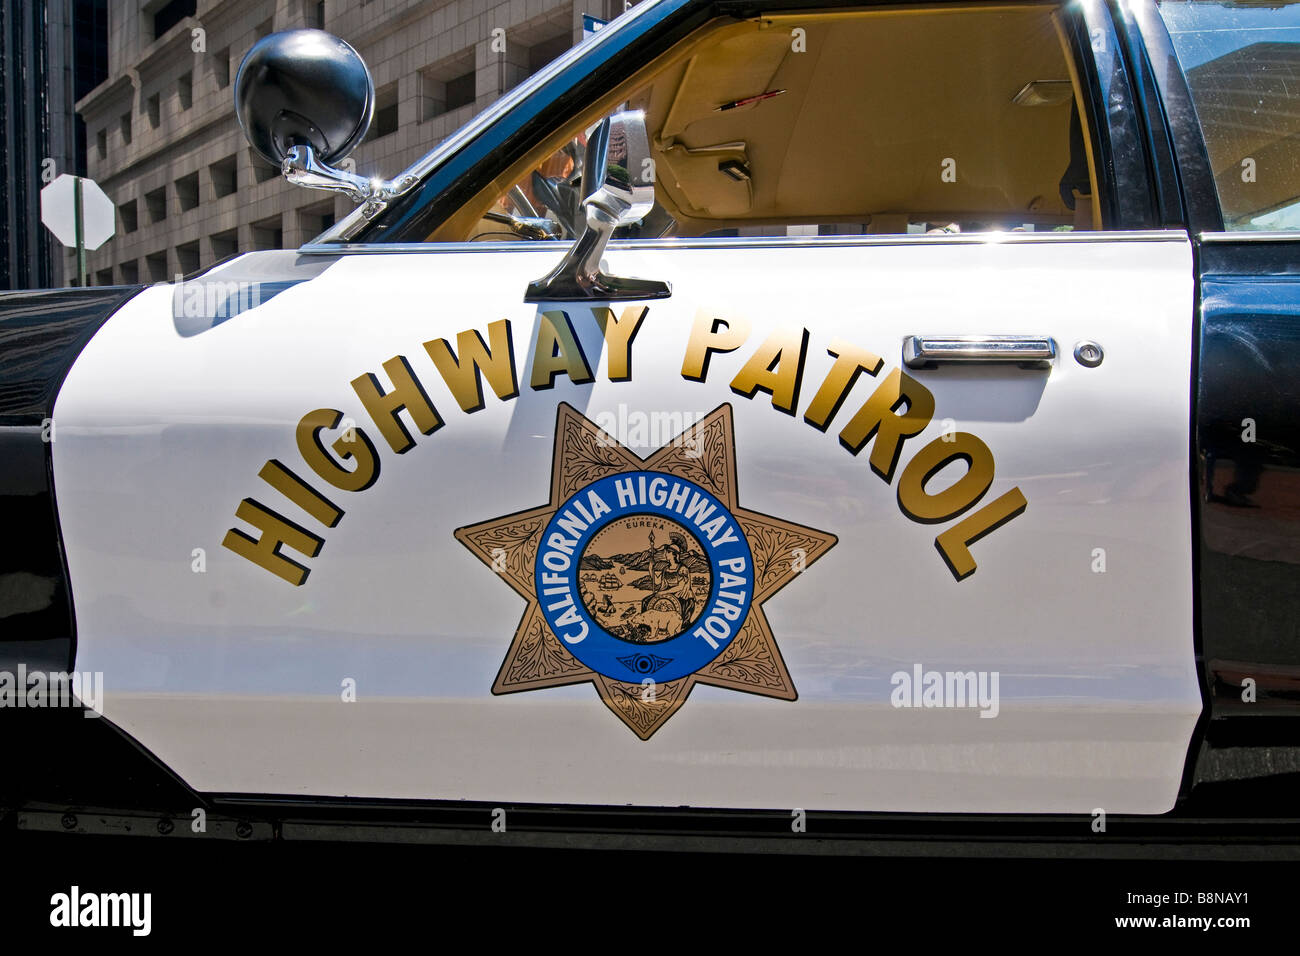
[434,2,1102,242]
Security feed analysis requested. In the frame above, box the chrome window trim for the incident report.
[1198,232,1300,243]
[313,0,678,244]
[1127,0,1222,232]
[298,229,1191,256]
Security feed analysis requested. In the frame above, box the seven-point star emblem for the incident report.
[455,403,836,739]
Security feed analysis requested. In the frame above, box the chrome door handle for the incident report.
[902,335,1056,368]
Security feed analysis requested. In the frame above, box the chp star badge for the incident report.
[454,403,837,739]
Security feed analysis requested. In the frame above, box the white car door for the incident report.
[50,229,1198,813]
[48,0,1201,813]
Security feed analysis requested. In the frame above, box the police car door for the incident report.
[51,1,1201,813]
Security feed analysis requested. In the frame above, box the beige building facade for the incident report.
[75,0,620,285]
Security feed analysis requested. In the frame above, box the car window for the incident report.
[1160,0,1300,230]
[449,3,1104,242]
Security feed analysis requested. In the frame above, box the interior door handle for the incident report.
[902,335,1056,369]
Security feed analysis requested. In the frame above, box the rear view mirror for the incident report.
[581,109,657,228]
[525,110,671,302]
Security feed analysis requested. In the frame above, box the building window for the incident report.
[151,0,196,41]
[95,268,114,287]
[298,200,336,239]
[175,172,200,212]
[120,112,132,145]
[370,82,399,139]
[306,0,325,28]
[210,229,239,261]
[419,70,444,121]
[500,16,573,95]
[420,53,476,121]
[176,240,200,275]
[96,128,107,160]
[119,260,140,284]
[252,215,284,250]
[178,71,192,110]
[257,17,274,40]
[249,148,279,184]
[214,48,230,88]
[145,186,167,223]
[120,199,138,233]
[527,33,571,76]
[146,92,161,129]
[445,71,475,113]
[210,155,237,198]
[73,0,109,100]
[145,251,168,283]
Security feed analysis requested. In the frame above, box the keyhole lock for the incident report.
[1073,341,1104,368]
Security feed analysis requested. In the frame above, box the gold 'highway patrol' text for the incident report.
[222,306,1024,585]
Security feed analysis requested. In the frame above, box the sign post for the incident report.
[74,176,86,288]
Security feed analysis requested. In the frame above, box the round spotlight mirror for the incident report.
[234,29,374,168]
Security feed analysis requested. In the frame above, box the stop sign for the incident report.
[41,174,116,250]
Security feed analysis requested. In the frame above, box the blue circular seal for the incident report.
[535,470,754,683]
